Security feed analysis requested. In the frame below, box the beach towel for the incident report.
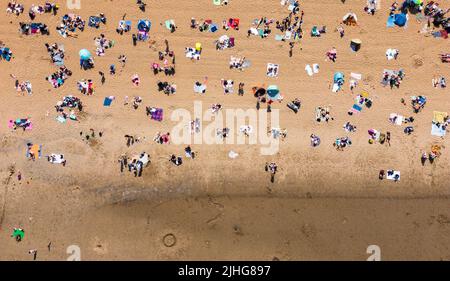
[267,63,279,77]
[185,47,200,60]
[26,144,42,159]
[213,0,221,5]
[387,15,395,27]
[350,73,362,80]
[433,111,448,123]
[88,16,101,28]
[313,64,319,74]
[386,49,398,60]
[351,104,363,114]
[48,154,65,164]
[275,34,284,41]
[389,113,404,125]
[118,20,132,32]
[56,116,66,123]
[103,96,114,107]
[229,151,239,159]
[431,123,446,137]
[386,170,401,181]
[194,83,207,94]
[305,64,313,76]
[150,108,164,121]
[284,30,292,40]
[165,19,175,30]
[332,83,342,93]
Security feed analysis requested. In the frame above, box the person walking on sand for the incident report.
[29,249,37,260]
[289,42,295,57]
[99,71,105,85]
[265,162,278,183]
[386,131,391,146]
[421,153,427,166]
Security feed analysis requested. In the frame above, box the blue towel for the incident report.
[352,104,363,112]
[103,97,113,106]
[387,15,395,27]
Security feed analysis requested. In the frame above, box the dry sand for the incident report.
[0,0,449,260]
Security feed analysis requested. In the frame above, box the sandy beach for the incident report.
[0,0,449,260]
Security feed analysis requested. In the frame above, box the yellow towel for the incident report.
[433,111,448,123]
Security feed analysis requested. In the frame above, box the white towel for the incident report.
[305,64,313,76]
[313,64,319,73]
[351,73,362,80]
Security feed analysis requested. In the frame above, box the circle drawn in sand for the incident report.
[411,55,424,68]
[163,233,177,247]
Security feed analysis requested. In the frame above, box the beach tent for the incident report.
[394,13,407,27]
[79,49,91,60]
[137,20,151,32]
[267,85,281,100]
[350,39,362,52]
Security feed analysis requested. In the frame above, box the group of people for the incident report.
[152,41,176,76]
[57,14,85,38]
[45,43,64,64]
[28,2,58,20]
[46,66,72,88]
[382,70,405,89]
[6,1,24,16]
[94,34,114,56]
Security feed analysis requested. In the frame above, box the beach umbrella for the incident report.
[254,87,266,97]
[12,228,25,241]
[79,49,91,60]
[333,72,344,83]
[267,85,280,100]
